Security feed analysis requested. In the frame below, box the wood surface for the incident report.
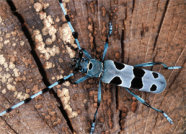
[0,0,185,134]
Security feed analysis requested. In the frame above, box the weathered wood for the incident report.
[0,0,185,134]
[0,1,71,134]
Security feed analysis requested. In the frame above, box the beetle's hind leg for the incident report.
[0,73,74,116]
[125,88,173,124]
[134,62,181,70]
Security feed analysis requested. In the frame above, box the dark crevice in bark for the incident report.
[132,0,135,13]
[1,118,19,134]
[92,22,97,56]
[118,109,122,131]
[50,89,74,130]
[6,0,74,133]
[152,0,169,51]
[0,97,19,134]
[117,27,125,131]
[121,29,125,63]
[152,0,169,70]
[115,86,119,109]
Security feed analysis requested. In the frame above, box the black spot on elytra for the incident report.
[152,72,158,78]
[150,84,157,91]
[130,78,143,89]
[110,76,122,85]
[133,68,145,77]
[130,68,145,89]
[114,62,125,70]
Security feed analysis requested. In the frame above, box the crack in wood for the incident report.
[121,29,125,63]
[152,0,170,51]
[132,0,135,13]
[92,22,97,55]
[1,118,19,134]
[6,0,74,133]
[117,21,126,131]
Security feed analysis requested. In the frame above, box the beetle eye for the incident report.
[89,63,93,70]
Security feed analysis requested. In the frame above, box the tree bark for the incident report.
[0,0,185,134]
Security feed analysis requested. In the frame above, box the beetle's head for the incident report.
[72,57,89,73]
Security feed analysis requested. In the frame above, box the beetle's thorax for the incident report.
[87,59,103,77]
[79,58,103,77]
